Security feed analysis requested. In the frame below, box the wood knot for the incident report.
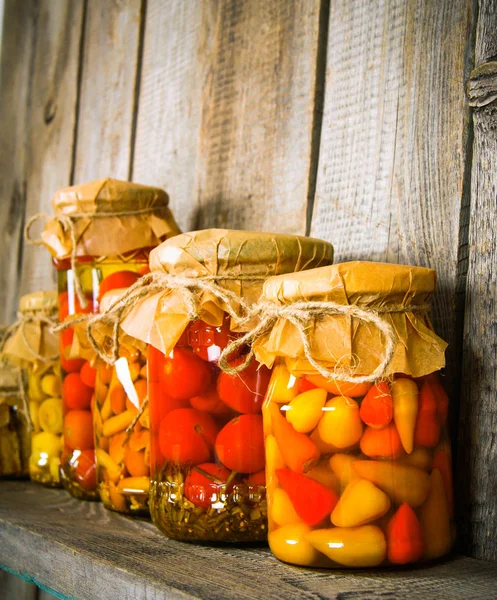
[467,61,497,108]
[44,98,57,124]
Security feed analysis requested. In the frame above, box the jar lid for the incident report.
[19,290,58,313]
[52,178,169,216]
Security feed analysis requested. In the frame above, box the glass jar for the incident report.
[0,366,30,478]
[148,315,271,541]
[56,252,149,500]
[93,290,150,515]
[257,262,454,567]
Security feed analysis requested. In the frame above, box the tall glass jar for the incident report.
[110,229,334,541]
[37,178,181,500]
[258,262,454,568]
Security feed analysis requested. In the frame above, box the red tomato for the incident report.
[217,358,271,414]
[63,372,93,410]
[64,410,94,451]
[160,347,212,400]
[72,449,97,491]
[188,315,239,362]
[60,328,86,373]
[184,462,233,508]
[58,290,94,321]
[80,361,97,388]
[190,386,233,416]
[215,414,265,473]
[159,408,218,465]
[98,270,140,301]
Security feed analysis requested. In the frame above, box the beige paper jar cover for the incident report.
[118,229,334,356]
[2,291,59,372]
[252,261,448,378]
[40,178,181,259]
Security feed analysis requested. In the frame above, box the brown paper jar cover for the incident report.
[253,261,447,378]
[120,228,334,355]
[41,178,181,259]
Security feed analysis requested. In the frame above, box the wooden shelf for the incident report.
[1,481,497,600]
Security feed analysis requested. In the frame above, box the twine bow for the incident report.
[218,300,430,384]
[25,205,171,309]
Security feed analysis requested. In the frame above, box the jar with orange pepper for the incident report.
[95,229,333,541]
[255,262,454,568]
[33,178,180,500]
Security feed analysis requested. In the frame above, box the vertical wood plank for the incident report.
[0,570,37,600]
[459,0,497,561]
[310,0,474,412]
[0,0,36,322]
[133,0,326,234]
[73,0,143,183]
[20,0,85,296]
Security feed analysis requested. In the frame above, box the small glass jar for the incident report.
[148,315,271,541]
[0,365,30,478]
[258,262,454,568]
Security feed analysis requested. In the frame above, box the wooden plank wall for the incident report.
[1,0,495,567]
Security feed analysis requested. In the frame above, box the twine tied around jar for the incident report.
[25,206,172,310]
[0,312,59,363]
[217,299,431,384]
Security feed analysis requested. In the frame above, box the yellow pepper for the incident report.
[286,388,327,433]
[331,478,390,527]
[269,523,319,566]
[392,378,419,454]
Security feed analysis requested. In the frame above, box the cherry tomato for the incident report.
[72,449,97,491]
[184,462,233,509]
[188,315,239,362]
[64,410,94,451]
[190,386,233,416]
[60,328,86,373]
[160,348,212,400]
[58,290,94,321]
[80,361,97,388]
[217,358,271,414]
[159,408,218,465]
[98,270,141,301]
[63,372,93,410]
[215,414,265,473]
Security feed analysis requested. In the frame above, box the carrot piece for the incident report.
[392,378,419,454]
[129,429,150,452]
[432,448,454,517]
[360,422,404,459]
[110,387,127,415]
[387,503,424,564]
[413,381,440,447]
[269,403,319,473]
[276,468,338,526]
[306,375,372,398]
[359,382,393,428]
[102,410,135,437]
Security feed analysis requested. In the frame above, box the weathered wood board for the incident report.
[72,0,143,183]
[458,0,497,562]
[133,0,326,234]
[0,0,36,322]
[20,0,85,297]
[1,482,497,600]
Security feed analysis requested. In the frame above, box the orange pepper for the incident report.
[359,382,393,428]
[269,403,319,474]
[392,378,419,454]
[360,423,404,459]
[276,468,338,526]
[386,503,424,564]
[425,373,449,425]
[419,468,452,559]
[432,448,454,517]
[413,381,440,447]
[305,375,372,398]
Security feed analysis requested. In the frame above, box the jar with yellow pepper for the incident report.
[255,262,454,568]
[28,178,180,500]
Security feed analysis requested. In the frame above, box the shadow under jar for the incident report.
[258,262,455,568]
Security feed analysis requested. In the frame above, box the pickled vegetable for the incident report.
[263,368,455,568]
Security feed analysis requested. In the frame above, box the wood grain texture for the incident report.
[0,0,36,322]
[458,0,497,561]
[20,0,84,297]
[133,0,325,234]
[72,0,142,183]
[1,482,497,600]
[310,0,474,427]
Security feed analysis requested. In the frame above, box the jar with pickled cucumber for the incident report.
[106,229,333,541]
[36,178,180,500]
[258,262,454,568]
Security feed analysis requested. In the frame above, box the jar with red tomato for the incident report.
[37,178,180,500]
[112,229,334,541]
[256,263,455,568]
